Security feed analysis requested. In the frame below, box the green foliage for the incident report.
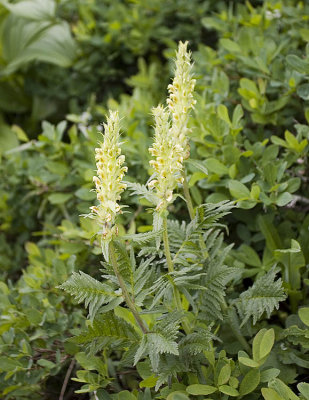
[1,0,309,399]
[237,268,287,325]
[58,271,119,322]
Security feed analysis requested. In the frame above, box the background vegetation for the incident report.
[0,0,309,399]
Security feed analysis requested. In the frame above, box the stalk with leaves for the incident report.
[59,42,288,398]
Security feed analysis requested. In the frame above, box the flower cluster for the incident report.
[148,41,195,212]
[148,106,184,212]
[90,111,127,240]
[167,41,196,159]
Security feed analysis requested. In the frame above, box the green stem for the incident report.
[225,305,251,354]
[182,169,194,220]
[182,169,208,258]
[109,241,148,334]
[230,324,251,354]
[163,216,191,334]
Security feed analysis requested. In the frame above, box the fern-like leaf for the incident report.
[121,229,163,245]
[125,181,157,204]
[72,312,139,345]
[179,327,214,356]
[284,326,309,349]
[58,271,118,321]
[237,267,287,325]
[134,312,181,372]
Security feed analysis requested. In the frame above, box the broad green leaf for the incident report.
[48,193,73,204]
[260,368,280,383]
[166,393,189,400]
[259,328,275,359]
[185,159,208,176]
[253,328,266,362]
[118,391,137,400]
[229,180,250,199]
[139,375,158,388]
[0,119,18,152]
[238,356,259,368]
[11,125,29,142]
[1,15,76,75]
[1,0,56,21]
[25,242,41,257]
[219,385,239,396]
[297,83,309,100]
[298,382,309,400]
[217,104,231,125]
[232,104,244,126]
[250,184,260,200]
[220,38,241,53]
[299,308,309,327]
[262,388,284,400]
[229,376,239,389]
[218,364,231,386]
[269,378,299,400]
[239,369,260,396]
[0,357,22,372]
[276,192,293,207]
[37,359,56,369]
[286,54,309,74]
[186,384,217,396]
[205,158,228,176]
[75,187,96,201]
[274,240,305,290]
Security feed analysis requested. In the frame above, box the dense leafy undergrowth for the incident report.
[1,1,309,399]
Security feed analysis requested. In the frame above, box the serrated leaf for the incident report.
[121,229,163,244]
[237,267,286,325]
[58,271,118,321]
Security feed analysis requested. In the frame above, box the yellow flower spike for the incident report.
[148,105,184,213]
[148,42,196,213]
[168,41,196,159]
[89,110,127,242]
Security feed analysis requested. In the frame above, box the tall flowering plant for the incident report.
[59,42,285,397]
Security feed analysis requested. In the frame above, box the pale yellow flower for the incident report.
[148,105,184,212]
[148,42,196,212]
[167,41,196,159]
[89,111,127,240]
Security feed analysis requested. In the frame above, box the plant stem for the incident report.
[182,168,208,258]
[225,305,251,354]
[109,241,148,334]
[163,216,191,334]
[182,169,194,220]
[59,359,75,400]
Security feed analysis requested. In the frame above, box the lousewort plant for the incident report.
[59,42,288,398]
